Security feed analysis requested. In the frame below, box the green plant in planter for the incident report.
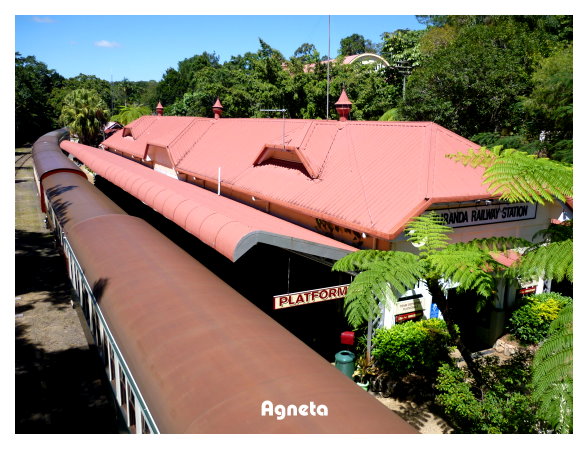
[509,292,571,344]
[353,353,380,386]
[370,318,453,379]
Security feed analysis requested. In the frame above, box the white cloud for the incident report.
[32,16,55,23]
[95,40,121,48]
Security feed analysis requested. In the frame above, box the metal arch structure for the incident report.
[31,129,417,434]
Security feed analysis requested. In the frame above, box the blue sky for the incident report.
[15,14,425,82]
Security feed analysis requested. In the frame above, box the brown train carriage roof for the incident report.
[66,214,417,434]
[32,141,84,180]
[41,172,127,234]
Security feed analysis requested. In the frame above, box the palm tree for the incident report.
[59,88,109,145]
[111,104,151,125]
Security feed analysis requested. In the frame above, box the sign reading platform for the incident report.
[274,284,349,310]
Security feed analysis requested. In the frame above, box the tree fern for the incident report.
[448,146,573,205]
[333,251,424,327]
[405,211,452,257]
[532,303,573,433]
[533,220,573,243]
[516,240,573,283]
[452,236,532,253]
[428,247,498,302]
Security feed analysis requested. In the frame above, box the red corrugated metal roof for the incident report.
[489,250,521,268]
[61,140,356,261]
[101,116,490,240]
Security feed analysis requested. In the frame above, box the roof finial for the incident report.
[212,97,223,119]
[156,101,164,116]
[334,89,352,121]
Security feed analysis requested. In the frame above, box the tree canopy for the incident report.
[16,53,64,144]
[339,33,377,56]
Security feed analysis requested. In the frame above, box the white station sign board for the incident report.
[435,202,537,228]
[274,284,349,310]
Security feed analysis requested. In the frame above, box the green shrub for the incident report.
[371,318,452,378]
[470,132,526,149]
[509,292,572,344]
[435,351,538,433]
[379,108,400,121]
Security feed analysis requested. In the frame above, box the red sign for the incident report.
[273,284,349,310]
[519,286,537,295]
[395,311,423,324]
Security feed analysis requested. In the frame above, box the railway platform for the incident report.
[15,146,123,433]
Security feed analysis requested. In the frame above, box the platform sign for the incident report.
[273,284,349,310]
[395,311,423,323]
[396,294,424,314]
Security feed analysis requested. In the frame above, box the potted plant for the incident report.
[354,353,379,391]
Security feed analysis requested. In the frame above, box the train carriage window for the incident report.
[128,390,137,431]
[96,324,105,358]
[108,347,115,382]
[120,370,127,409]
[84,286,91,319]
[142,416,151,434]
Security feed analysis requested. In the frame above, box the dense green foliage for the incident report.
[435,351,538,433]
[532,303,573,433]
[371,319,452,378]
[509,292,572,344]
[400,16,572,162]
[15,53,64,144]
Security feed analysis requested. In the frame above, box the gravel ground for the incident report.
[375,395,453,434]
[15,147,123,433]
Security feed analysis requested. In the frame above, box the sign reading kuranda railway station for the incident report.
[435,202,537,228]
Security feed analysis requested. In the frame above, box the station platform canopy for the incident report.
[61,140,356,262]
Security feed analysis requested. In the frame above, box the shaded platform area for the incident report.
[15,147,124,433]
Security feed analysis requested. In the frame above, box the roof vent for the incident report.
[212,97,223,119]
[156,101,164,116]
[335,89,352,121]
[254,144,318,179]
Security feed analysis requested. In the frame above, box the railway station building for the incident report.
[61,92,572,357]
